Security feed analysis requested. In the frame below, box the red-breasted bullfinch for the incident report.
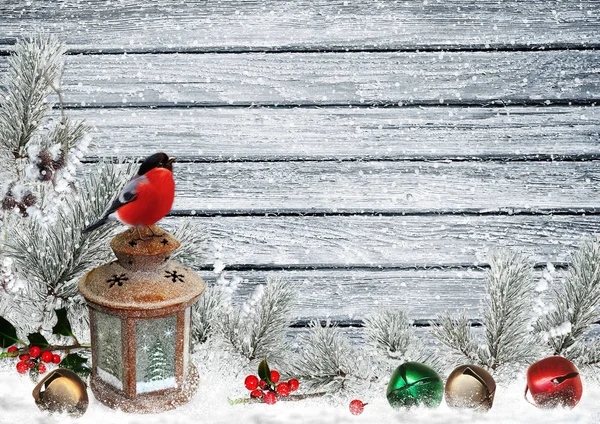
[82,152,175,234]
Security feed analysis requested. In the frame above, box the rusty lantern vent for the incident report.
[78,226,205,413]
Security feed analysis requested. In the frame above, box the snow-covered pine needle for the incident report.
[430,314,480,365]
[192,285,230,345]
[220,275,296,361]
[364,310,413,358]
[431,249,537,372]
[0,34,64,168]
[3,163,131,330]
[167,219,208,269]
[285,321,370,393]
[536,237,600,367]
[481,249,537,370]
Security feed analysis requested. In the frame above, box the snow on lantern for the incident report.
[78,226,205,413]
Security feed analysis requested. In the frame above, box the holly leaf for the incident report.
[258,358,272,384]
[27,332,50,348]
[60,353,91,378]
[0,316,19,348]
[52,308,75,338]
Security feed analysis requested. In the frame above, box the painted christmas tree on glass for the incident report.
[136,316,177,394]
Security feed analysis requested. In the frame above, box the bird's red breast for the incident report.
[116,167,175,226]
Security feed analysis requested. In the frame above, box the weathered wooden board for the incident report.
[167,161,600,212]
[198,269,558,322]
[79,106,600,161]
[1,0,598,51]
[1,50,597,106]
[163,215,600,267]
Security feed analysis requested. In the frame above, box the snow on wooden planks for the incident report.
[162,215,600,268]
[79,106,600,161]
[1,0,598,51]
[166,161,600,212]
[198,268,559,322]
[1,51,598,106]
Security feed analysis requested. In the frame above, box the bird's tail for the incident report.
[82,217,108,233]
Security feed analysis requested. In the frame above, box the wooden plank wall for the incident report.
[1,1,599,330]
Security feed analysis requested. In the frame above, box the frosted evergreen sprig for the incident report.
[220,275,296,361]
[364,310,413,358]
[191,284,229,345]
[535,237,600,366]
[168,219,208,270]
[431,249,537,372]
[0,34,64,167]
[430,314,480,365]
[2,163,131,330]
[285,321,370,392]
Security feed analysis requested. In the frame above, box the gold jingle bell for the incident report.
[32,368,89,417]
[444,364,496,411]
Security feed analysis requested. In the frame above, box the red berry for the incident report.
[16,361,28,374]
[263,391,277,405]
[38,363,46,374]
[349,399,365,415]
[270,370,280,383]
[245,375,259,390]
[250,389,263,399]
[28,360,35,369]
[7,346,17,354]
[52,354,61,364]
[41,351,53,363]
[258,379,268,390]
[29,346,41,358]
[288,378,299,391]
[19,354,30,361]
[276,382,290,397]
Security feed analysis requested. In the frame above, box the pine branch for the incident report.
[481,249,537,370]
[285,321,370,392]
[364,310,413,359]
[220,275,296,361]
[0,35,64,168]
[431,249,537,372]
[167,219,207,269]
[566,339,600,371]
[4,163,131,306]
[536,238,600,358]
[430,314,480,365]
[192,284,229,344]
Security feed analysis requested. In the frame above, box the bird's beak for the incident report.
[168,157,176,165]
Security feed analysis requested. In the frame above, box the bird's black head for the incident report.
[137,152,175,175]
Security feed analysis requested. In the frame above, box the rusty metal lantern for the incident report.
[78,226,205,413]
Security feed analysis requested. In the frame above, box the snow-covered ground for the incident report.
[1,355,598,424]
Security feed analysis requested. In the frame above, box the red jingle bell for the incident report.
[525,356,583,409]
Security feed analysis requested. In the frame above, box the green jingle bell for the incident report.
[386,362,443,409]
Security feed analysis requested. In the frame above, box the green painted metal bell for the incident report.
[386,362,443,409]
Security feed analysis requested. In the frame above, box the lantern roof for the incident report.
[78,227,205,311]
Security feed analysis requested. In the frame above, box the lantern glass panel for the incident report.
[94,311,123,390]
[183,307,191,378]
[136,315,177,394]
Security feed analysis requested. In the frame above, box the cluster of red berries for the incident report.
[244,369,299,405]
[6,345,61,375]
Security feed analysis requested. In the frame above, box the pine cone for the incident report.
[21,192,37,207]
[1,195,17,211]
[17,203,29,218]
[37,149,53,168]
[52,152,66,171]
